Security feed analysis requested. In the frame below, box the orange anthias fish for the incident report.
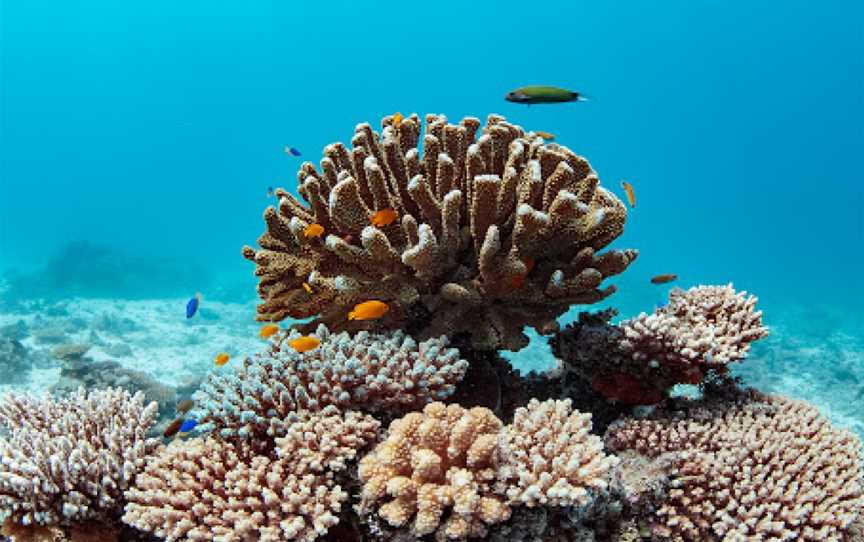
[302,282,313,294]
[392,112,403,126]
[348,300,390,321]
[621,181,636,209]
[288,335,321,353]
[214,352,230,366]
[650,274,678,285]
[370,208,399,227]
[304,223,325,238]
[534,130,555,140]
[260,324,280,339]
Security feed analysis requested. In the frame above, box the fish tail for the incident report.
[575,94,589,102]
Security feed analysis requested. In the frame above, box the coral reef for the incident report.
[551,284,768,404]
[358,402,510,540]
[496,399,618,510]
[605,390,864,541]
[243,113,636,351]
[51,358,177,424]
[194,324,467,446]
[0,388,159,529]
[123,407,379,542]
[358,399,619,540]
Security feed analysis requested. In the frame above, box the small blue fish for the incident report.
[185,293,202,319]
[655,299,668,310]
[284,146,302,157]
[267,186,275,198]
[179,419,198,433]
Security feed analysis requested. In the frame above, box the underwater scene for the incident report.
[1,1,862,541]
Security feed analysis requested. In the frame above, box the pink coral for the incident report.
[605,392,864,541]
[123,407,379,542]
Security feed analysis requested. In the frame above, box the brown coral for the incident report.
[497,399,619,509]
[605,391,864,541]
[123,407,379,542]
[243,113,637,350]
[0,388,158,529]
[358,402,510,540]
[194,324,466,446]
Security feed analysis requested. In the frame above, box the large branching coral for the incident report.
[193,324,466,447]
[0,388,159,529]
[123,406,380,542]
[604,391,864,541]
[243,113,637,350]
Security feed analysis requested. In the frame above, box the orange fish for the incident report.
[304,223,325,238]
[348,300,390,321]
[214,352,230,366]
[621,181,636,209]
[392,112,403,126]
[650,274,678,284]
[302,282,313,295]
[288,335,321,353]
[260,324,280,339]
[163,417,184,438]
[534,130,555,141]
[370,208,398,227]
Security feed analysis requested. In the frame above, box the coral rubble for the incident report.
[194,324,467,446]
[605,390,864,541]
[243,113,636,351]
[0,388,159,530]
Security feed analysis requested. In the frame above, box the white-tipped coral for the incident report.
[243,113,637,350]
[496,399,619,509]
[123,406,380,542]
[620,283,768,369]
[358,402,510,540]
[193,324,467,445]
[0,387,159,528]
[605,392,864,541]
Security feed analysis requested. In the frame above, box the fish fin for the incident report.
[575,94,589,102]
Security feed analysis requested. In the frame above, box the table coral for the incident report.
[123,407,379,542]
[0,387,159,529]
[497,399,619,510]
[604,391,864,541]
[193,324,466,446]
[243,113,637,351]
[358,402,510,540]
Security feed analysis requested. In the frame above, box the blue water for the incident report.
[1,2,862,430]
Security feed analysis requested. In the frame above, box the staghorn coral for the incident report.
[551,285,768,404]
[358,402,510,540]
[122,407,379,542]
[0,388,159,528]
[604,391,864,541]
[193,324,466,446]
[496,399,619,510]
[243,113,637,351]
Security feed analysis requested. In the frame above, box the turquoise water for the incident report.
[1,1,862,433]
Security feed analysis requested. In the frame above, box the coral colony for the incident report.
[0,114,861,541]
